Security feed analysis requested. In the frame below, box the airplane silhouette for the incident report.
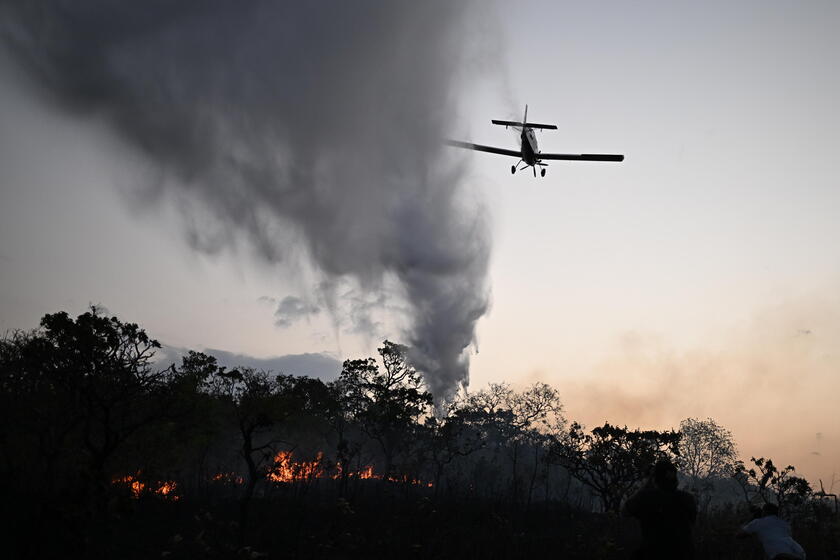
[446,105,624,177]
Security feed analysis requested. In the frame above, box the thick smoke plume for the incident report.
[1,1,491,399]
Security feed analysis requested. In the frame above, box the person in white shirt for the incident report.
[737,503,806,560]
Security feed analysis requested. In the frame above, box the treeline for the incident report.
[0,308,833,558]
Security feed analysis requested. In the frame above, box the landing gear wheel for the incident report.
[540,168,546,177]
[511,165,516,175]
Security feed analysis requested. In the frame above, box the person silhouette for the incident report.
[737,502,806,559]
[623,458,697,560]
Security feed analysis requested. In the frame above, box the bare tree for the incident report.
[453,382,566,503]
[677,417,738,504]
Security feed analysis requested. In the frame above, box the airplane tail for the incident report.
[491,104,558,130]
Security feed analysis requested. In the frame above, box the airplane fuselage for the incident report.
[444,104,623,178]
[521,128,539,165]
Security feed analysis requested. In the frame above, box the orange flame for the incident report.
[267,451,325,483]
[356,465,375,480]
[334,461,375,480]
[112,473,180,500]
[114,451,433,501]
[267,451,433,487]
[212,472,244,485]
[157,480,178,497]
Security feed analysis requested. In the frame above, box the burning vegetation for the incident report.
[267,451,326,484]
[266,451,432,487]
[112,451,430,501]
[112,473,180,501]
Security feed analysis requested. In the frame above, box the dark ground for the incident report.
[9,483,838,559]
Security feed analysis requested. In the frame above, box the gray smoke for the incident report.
[1,1,492,399]
[273,296,320,329]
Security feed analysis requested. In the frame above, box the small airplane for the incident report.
[446,105,624,177]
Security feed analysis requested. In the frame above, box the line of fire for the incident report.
[112,450,432,501]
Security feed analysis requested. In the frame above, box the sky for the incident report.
[1,1,838,487]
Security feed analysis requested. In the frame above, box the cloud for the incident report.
[158,344,341,381]
[206,348,341,380]
[1,0,494,400]
[273,295,320,328]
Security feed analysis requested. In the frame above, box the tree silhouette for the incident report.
[199,356,315,540]
[676,417,738,509]
[422,412,483,494]
[677,417,738,482]
[733,456,812,512]
[337,341,433,478]
[551,422,681,512]
[1,309,168,510]
[447,382,567,503]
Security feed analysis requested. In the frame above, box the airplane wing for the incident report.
[539,153,624,162]
[445,140,520,158]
